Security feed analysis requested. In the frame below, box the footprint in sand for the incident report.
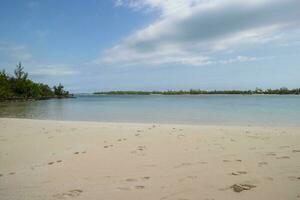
[0,174,3,177]
[279,146,290,149]
[174,162,192,168]
[258,161,268,166]
[292,150,300,153]
[124,178,138,182]
[177,134,185,139]
[135,185,145,190]
[230,171,247,176]
[231,184,256,192]
[48,162,55,165]
[56,160,63,163]
[131,146,147,155]
[265,176,274,181]
[9,172,15,175]
[74,151,87,154]
[125,177,150,182]
[276,156,290,159]
[288,176,300,181]
[137,146,146,151]
[266,152,277,156]
[53,189,83,199]
[141,176,151,180]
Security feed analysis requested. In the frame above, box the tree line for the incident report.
[94,88,300,95]
[0,63,71,101]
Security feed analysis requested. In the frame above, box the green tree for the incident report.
[14,62,28,80]
[1,62,69,100]
[0,70,13,98]
[53,83,69,97]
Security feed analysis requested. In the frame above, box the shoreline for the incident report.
[0,96,75,102]
[0,118,299,200]
[90,93,300,96]
[1,117,300,128]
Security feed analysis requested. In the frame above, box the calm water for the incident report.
[0,95,300,126]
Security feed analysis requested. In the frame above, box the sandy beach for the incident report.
[0,118,299,200]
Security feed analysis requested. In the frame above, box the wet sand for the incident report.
[0,118,300,200]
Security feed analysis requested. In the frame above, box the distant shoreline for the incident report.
[93,88,300,96]
[91,93,300,96]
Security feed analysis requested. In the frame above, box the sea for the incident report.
[0,95,299,126]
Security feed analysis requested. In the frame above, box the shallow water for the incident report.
[0,95,300,126]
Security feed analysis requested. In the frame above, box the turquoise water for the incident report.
[0,95,300,126]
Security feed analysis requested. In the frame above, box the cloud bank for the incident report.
[96,0,300,67]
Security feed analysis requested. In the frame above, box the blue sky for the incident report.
[0,0,300,92]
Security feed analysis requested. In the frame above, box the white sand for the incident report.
[0,118,300,200]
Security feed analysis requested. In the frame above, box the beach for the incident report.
[0,118,300,200]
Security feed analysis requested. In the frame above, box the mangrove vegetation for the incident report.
[94,88,300,95]
[0,62,71,101]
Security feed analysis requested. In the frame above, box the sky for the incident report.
[0,0,300,93]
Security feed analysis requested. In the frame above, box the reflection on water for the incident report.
[0,95,300,126]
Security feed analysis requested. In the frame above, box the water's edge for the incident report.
[1,95,299,126]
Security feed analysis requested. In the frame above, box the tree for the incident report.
[0,70,13,98]
[1,62,69,100]
[14,62,28,80]
[53,83,68,97]
[255,87,263,94]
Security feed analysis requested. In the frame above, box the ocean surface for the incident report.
[0,95,300,126]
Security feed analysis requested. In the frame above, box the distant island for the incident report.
[0,62,72,101]
[94,88,300,95]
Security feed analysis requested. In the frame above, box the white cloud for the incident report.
[98,0,300,67]
[218,56,264,65]
[0,44,33,62]
[30,64,79,77]
[115,0,207,17]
